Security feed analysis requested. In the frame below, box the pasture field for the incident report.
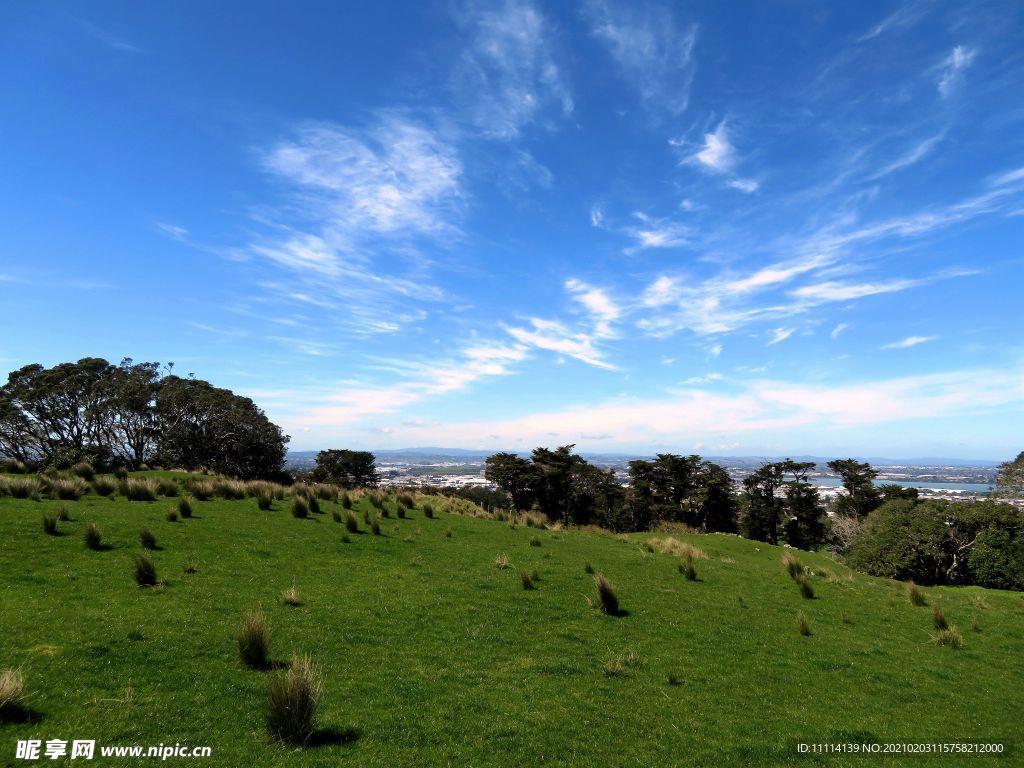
[1,472,1022,767]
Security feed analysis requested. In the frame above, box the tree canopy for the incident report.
[312,449,379,489]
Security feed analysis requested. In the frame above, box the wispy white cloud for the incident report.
[857,1,930,43]
[584,0,698,114]
[727,178,759,193]
[565,278,620,337]
[156,222,190,242]
[691,122,734,172]
[681,373,723,385]
[768,328,795,345]
[505,317,615,370]
[869,133,944,179]
[938,44,975,98]
[830,322,849,340]
[454,0,572,139]
[881,335,936,349]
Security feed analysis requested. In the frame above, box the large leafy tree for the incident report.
[996,452,1024,497]
[484,452,538,512]
[780,460,827,550]
[741,462,786,544]
[312,449,379,489]
[827,458,882,518]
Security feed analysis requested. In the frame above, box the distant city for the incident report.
[286,449,1002,503]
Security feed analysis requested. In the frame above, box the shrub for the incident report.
[214,479,246,500]
[156,477,179,497]
[114,467,129,481]
[422,503,434,519]
[133,554,158,587]
[84,523,102,550]
[140,528,157,550]
[257,492,273,511]
[280,586,303,607]
[166,511,179,522]
[494,554,511,570]
[92,476,117,496]
[529,536,542,547]
[178,497,193,518]
[42,514,58,536]
[292,497,309,519]
[344,512,359,533]
[933,626,963,648]
[796,611,811,636]
[8,478,41,499]
[783,551,805,580]
[796,573,815,599]
[521,571,535,590]
[70,462,95,481]
[189,481,214,501]
[316,485,338,502]
[341,493,352,509]
[678,555,697,581]
[371,519,381,536]
[52,477,87,500]
[907,581,926,606]
[267,655,322,745]
[237,611,271,669]
[933,604,949,631]
[0,668,25,719]
[332,511,342,523]
[594,573,620,616]
[125,478,158,502]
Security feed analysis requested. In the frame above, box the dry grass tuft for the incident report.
[796,611,811,636]
[933,626,963,649]
[932,604,949,631]
[494,554,511,570]
[280,586,303,607]
[237,611,270,669]
[594,573,621,616]
[782,551,805,580]
[907,581,926,606]
[0,668,26,719]
[267,655,322,745]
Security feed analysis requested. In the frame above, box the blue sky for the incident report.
[1,1,1022,459]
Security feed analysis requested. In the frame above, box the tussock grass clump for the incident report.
[423,503,434,519]
[178,497,193,518]
[341,533,352,544]
[494,554,511,570]
[84,523,102,550]
[529,535,542,547]
[603,649,641,677]
[933,626,963,648]
[166,511,178,522]
[57,505,71,521]
[0,458,27,474]
[133,553,158,587]
[292,497,309,519]
[51,477,88,500]
[280,586,303,607]
[257,492,273,511]
[70,461,95,481]
[398,493,415,509]
[42,514,58,536]
[0,668,26,720]
[344,512,359,533]
[315,484,337,502]
[796,611,812,636]
[139,528,157,550]
[445,527,452,538]
[594,573,621,616]
[907,581,926,606]
[659,538,707,559]
[584,561,594,574]
[332,511,342,523]
[267,655,322,746]
[371,518,381,536]
[237,611,271,669]
[188,481,214,501]
[308,497,321,515]
[92,476,117,496]
[7,477,42,499]
[933,604,949,631]
[155,477,178,497]
[113,467,129,481]
[380,504,391,518]
[678,555,697,581]
[783,551,805,579]
[796,573,815,599]
[125,478,159,501]
[397,505,406,519]
[521,571,536,590]
[341,493,352,509]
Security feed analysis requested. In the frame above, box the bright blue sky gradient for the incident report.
[1,1,1022,458]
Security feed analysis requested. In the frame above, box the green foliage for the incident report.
[932,604,948,631]
[827,459,881,518]
[371,518,382,536]
[423,503,434,519]
[311,449,378,489]
[237,611,270,669]
[968,526,1024,590]
[796,573,815,599]
[267,655,322,745]
[341,492,352,509]
[332,511,342,523]
[155,477,178,497]
[92,476,117,496]
[995,451,1024,497]
[133,553,157,587]
[70,462,95,481]
[907,581,926,606]
[167,511,179,522]
[529,535,542,547]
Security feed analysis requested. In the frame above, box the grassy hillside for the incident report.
[1,473,1022,767]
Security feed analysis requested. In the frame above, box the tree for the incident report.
[312,449,379,489]
[696,461,739,533]
[780,460,826,550]
[104,358,161,467]
[741,463,785,544]
[827,459,881,518]
[530,445,590,526]
[484,452,537,512]
[995,452,1024,497]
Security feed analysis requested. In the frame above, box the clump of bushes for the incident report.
[594,573,621,616]
[0,458,27,474]
[42,514,58,536]
[398,493,415,509]
[70,462,95,481]
[140,528,157,550]
[84,523,102,550]
[113,467,129,481]
[133,554,158,587]
[344,512,359,534]
[397,505,406,519]
[237,611,271,669]
[308,497,321,515]
[292,497,309,519]
[92,476,117,496]
[124,478,159,501]
[178,497,193,518]
[0,668,26,720]
[584,561,594,574]
[51,477,87,500]
[796,611,811,636]
[214,479,246,500]
[57,505,71,521]
[267,655,322,745]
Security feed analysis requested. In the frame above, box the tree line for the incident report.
[0,358,289,479]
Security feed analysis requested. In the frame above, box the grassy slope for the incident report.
[1,476,1023,767]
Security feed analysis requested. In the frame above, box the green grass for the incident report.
[1,475,1022,766]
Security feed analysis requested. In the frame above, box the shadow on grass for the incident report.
[305,726,361,747]
[0,704,44,725]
